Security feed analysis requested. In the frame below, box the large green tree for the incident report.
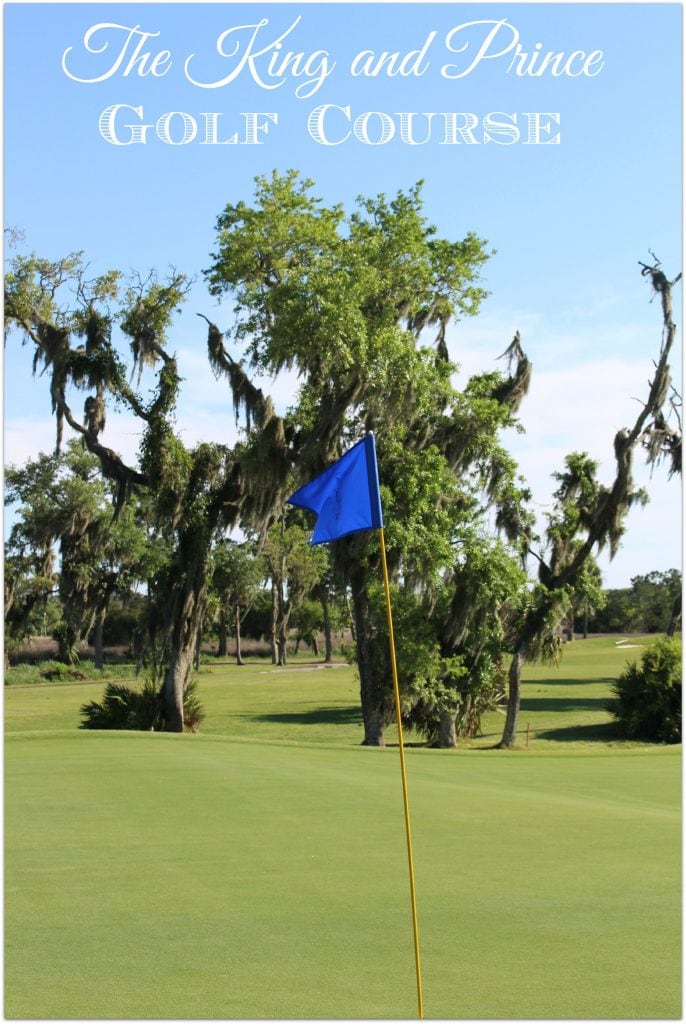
[498,260,681,748]
[5,451,58,656]
[262,517,328,666]
[4,174,540,743]
[5,440,146,665]
[204,171,534,744]
[211,539,264,664]
[4,254,264,728]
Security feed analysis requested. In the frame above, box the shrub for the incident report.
[41,666,87,681]
[608,635,682,743]
[79,682,149,730]
[5,660,138,687]
[181,679,206,732]
[79,677,205,732]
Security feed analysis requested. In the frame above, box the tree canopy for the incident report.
[202,172,537,744]
[5,175,680,747]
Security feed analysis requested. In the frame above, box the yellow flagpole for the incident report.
[378,526,424,1020]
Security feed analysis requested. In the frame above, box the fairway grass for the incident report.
[4,638,682,1018]
[3,635,662,749]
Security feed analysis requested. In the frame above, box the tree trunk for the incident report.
[362,706,386,747]
[349,563,389,746]
[194,623,202,672]
[57,623,80,665]
[270,580,278,664]
[277,625,288,666]
[345,593,356,642]
[321,588,333,662]
[93,611,106,670]
[276,579,289,666]
[666,592,681,637]
[160,555,208,732]
[217,609,228,657]
[235,603,244,665]
[162,642,194,733]
[583,608,589,640]
[438,710,457,748]
[499,645,526,748]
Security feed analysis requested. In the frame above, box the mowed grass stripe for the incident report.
[5,732,681,1019]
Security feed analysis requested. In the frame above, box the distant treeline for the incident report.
[100,568,680,650]
[579,569,681,635]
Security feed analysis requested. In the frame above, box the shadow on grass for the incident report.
[536,720,624,743]
[522,696,608,713]
[525,676,616,688]
[251,705,362,727]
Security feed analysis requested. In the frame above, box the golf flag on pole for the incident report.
[287,433,424,1020]
[287,435,383,544]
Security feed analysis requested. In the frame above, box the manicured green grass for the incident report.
[3,635,657,748]
[4,637,681,1018]
[491,635,656,748]
[4,660,365,742]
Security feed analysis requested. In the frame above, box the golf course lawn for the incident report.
[4,637,682,1019]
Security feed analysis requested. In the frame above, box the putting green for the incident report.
[5,729,681,1019]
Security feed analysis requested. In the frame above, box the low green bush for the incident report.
[5,660,138,687]
[180,679,206,732]
[40,664,86,682]
[79,678,205,732]
[608,635,681,743]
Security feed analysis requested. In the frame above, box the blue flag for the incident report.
[287,435,384,544]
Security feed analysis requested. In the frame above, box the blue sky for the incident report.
[4,2,682,587]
